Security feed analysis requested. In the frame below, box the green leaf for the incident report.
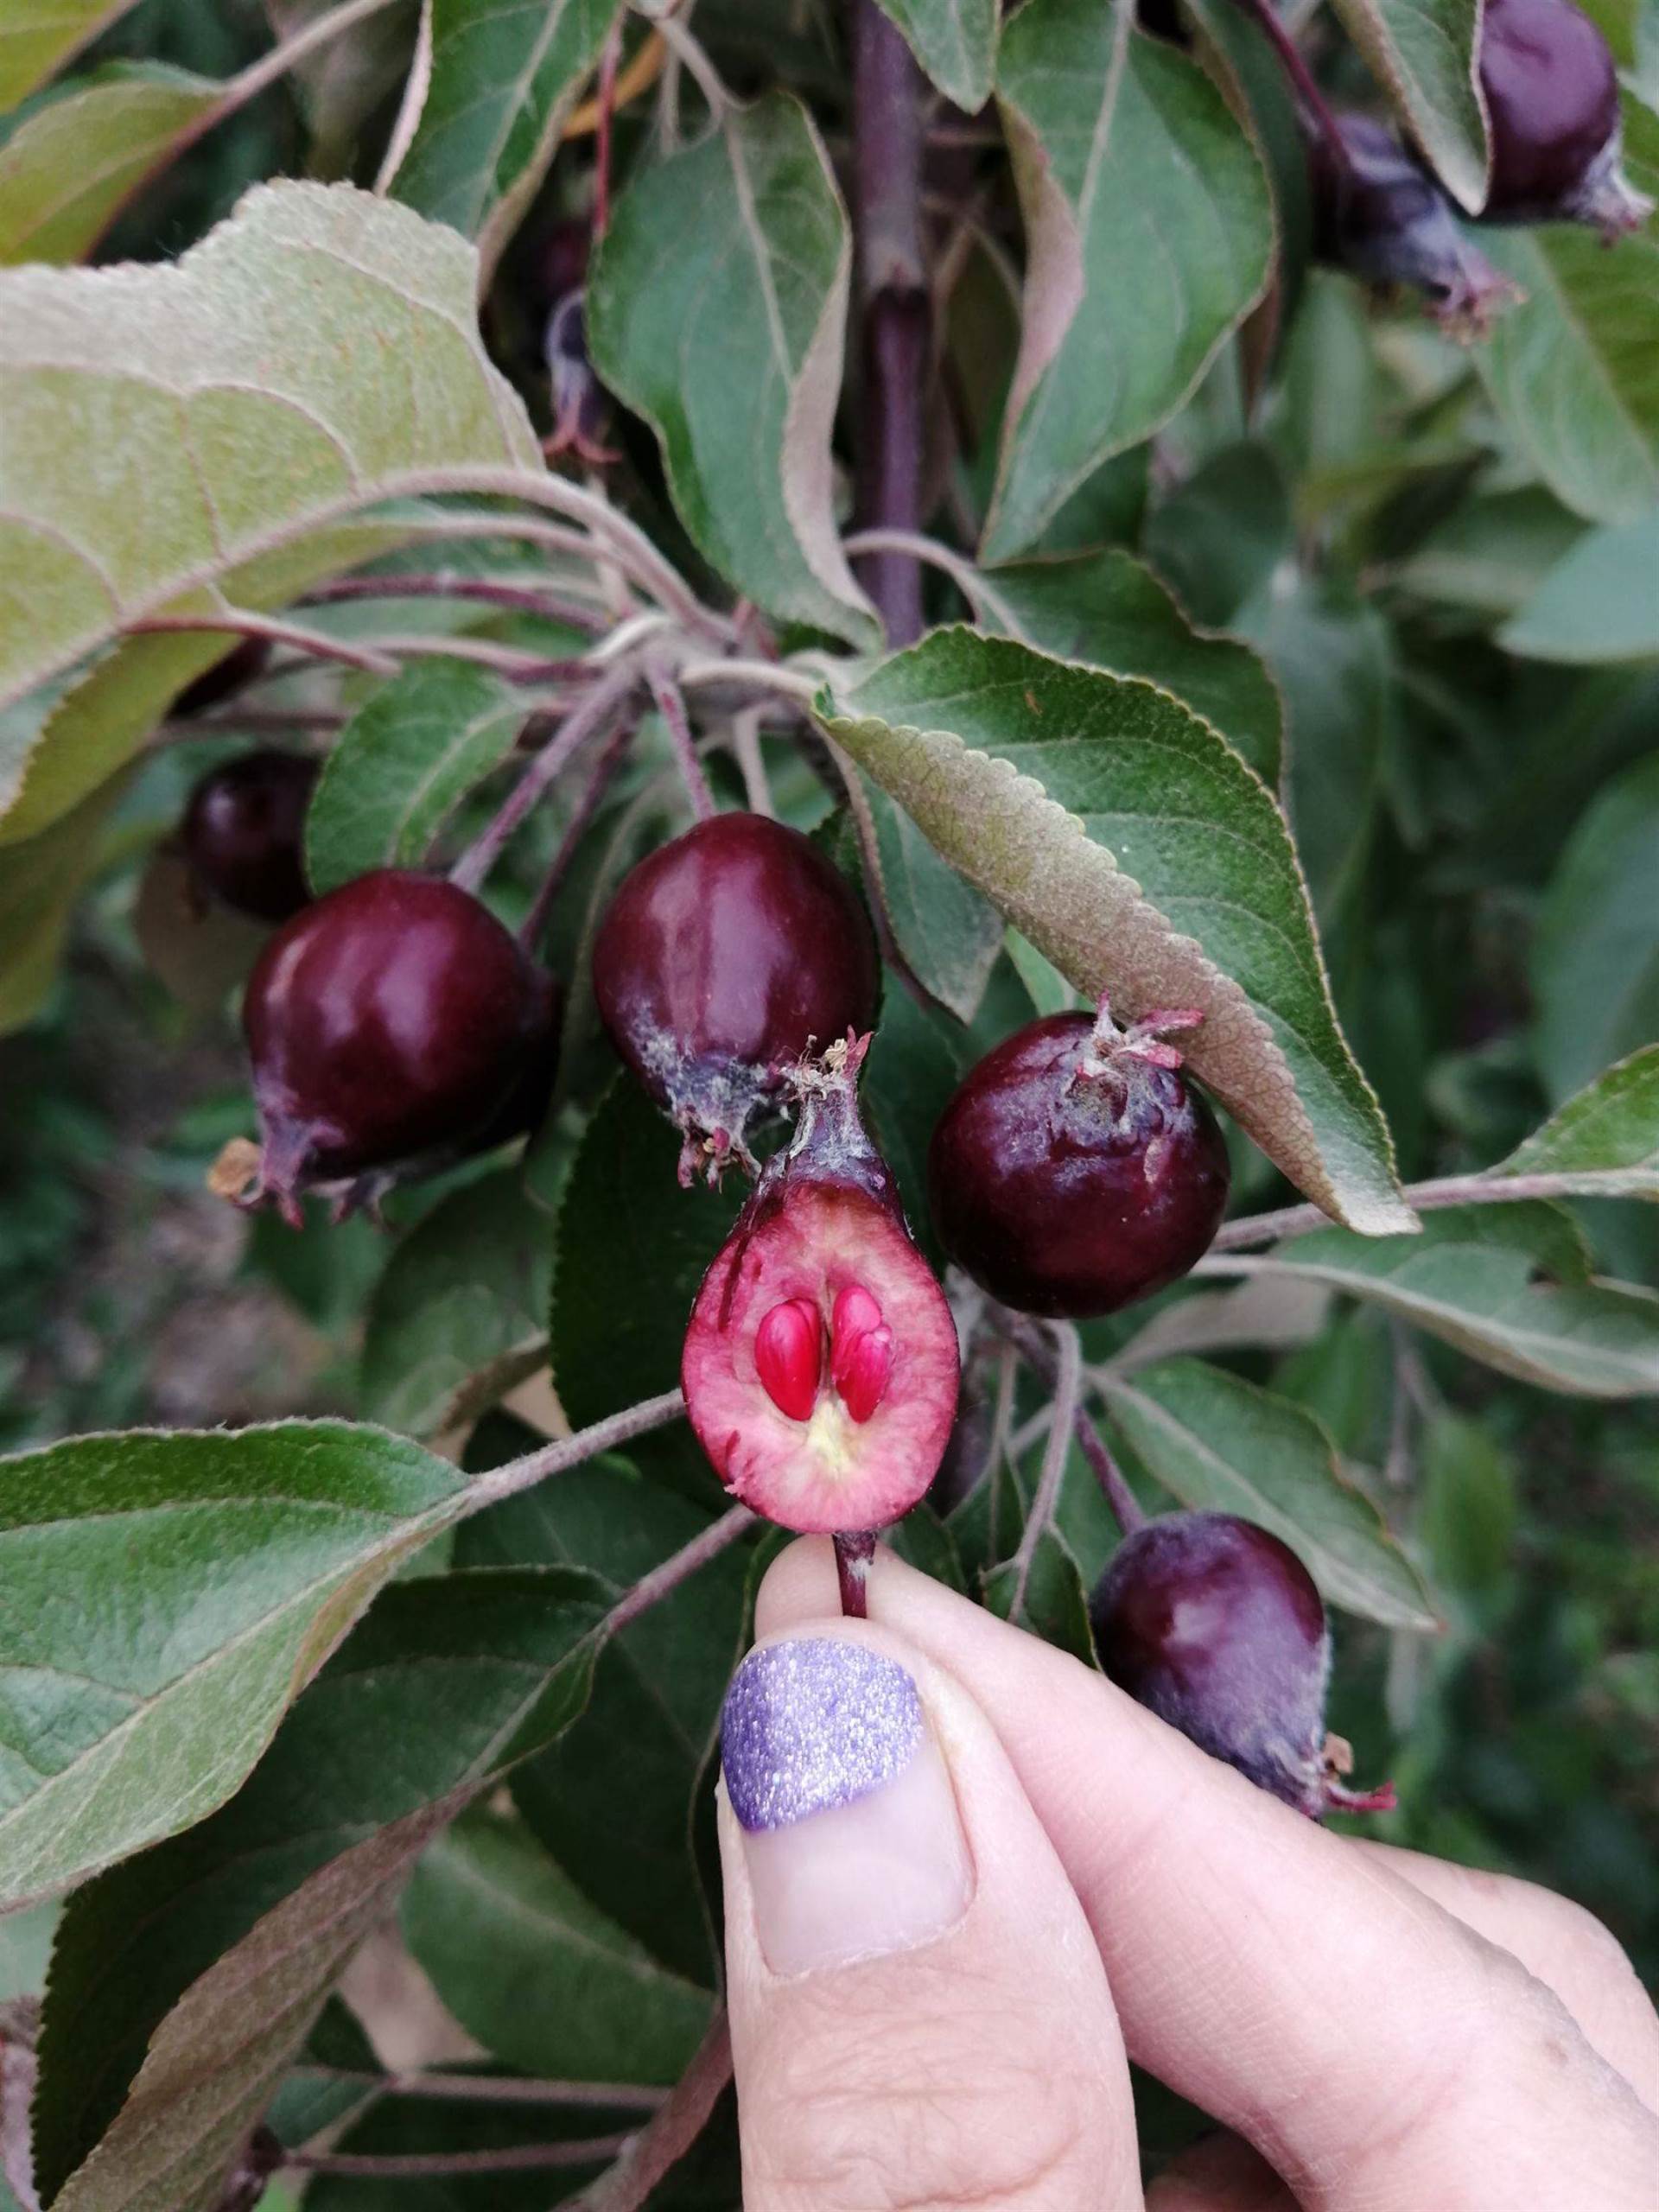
[974,544,1283,786]
[459,1460,751,1986]
[0,64,218,266]
[0,1421,467,1911]
[0,0,140,108]
[818,628,1413,1234]
[1210,1206,1659,1397]
[983,6,1272,560]
[302,2083,650,2209]
[1258,580,1389,921]
[550,1079,742,1439]
[855,771,1004,1021]
[0,774,124,1035]
[1501,510,1659,664]
[1326,0,1488,211]
[360,1171,552,1440]
[588,92,876,647]
[0,180,541,847]
[982,1528,1100,1663]
[1474,105,1659,524]
[388,0,621,281]
[403,1811,715,2085]
[1099,1357,1437,1627]
[306,657,527,894]
[1393,485,1586,618]
[873,0,998,109]
[1500,1045,1659,1198]
[33,1566,610,2208]
[1531,753,1659,1102]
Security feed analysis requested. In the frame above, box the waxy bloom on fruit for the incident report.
[1090,1512,1395,1821]
[683,1038,959,1535]
[593,812,877,1186]
[1478,0,1652,236]
[929,997,1230,1319]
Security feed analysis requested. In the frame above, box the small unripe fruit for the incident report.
[1478,0,1652,236]
[928,1000,1230,1319]
[1311,113,1519,333]
[593,813,878,1185]
[181,749,318,924]
[241,868,556,1222]
[1090,1512,1395,1819]
[682,1039,959,1534]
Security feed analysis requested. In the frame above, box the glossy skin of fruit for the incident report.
[928,1002,1230,1319]
[683,1039,959,1534]
[243,868,554,1220]
[593,812,878,1185]
[1478,0,1651,232]
[1311,114,1516,332]
[1090,1512,1394,1820]
[181,749,319,924]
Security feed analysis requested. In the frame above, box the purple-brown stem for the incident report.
[835,1528,878,1618]
[1072,1414,1147,1536]
[1207,1167,1611,1253]
[449,662,640,894]
[849,0,930,645]
[1005,1319,1081,1618]
[308,2069,666,2109]
[564,2009,734,2212]
[287,2138,631,2178]
[467,1387,686,1508]
[1228,0,1353,168]
[302,572,609,634]
[647,663,719,822]
[603,1506,754,1637]
[518,717,636,951]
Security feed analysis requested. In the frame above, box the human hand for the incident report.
[716,1541,1659,2209]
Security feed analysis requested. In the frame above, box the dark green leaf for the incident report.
[1531,753,1659,1101]
[1502,512,1659,664]
[1326,0,1487,210]
[874,0,997,109]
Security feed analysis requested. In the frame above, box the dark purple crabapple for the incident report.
[927,998,1230,1319]
[1090,1512,1395,1820]
[181,749,318,924]
[1311,114,1519,334]
[592,812,879,1187]
[682,1038,960,1535]
[1478,0,1652,236]
[238,868,556,1224]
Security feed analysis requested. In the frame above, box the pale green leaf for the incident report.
[588,93,877,647]
[1326,0,1488,211]
[388,0,621,281]
[1474,101,1659,524]
[973,544,1283,785]
[0,1422,466,1910]
[1207,1205,1659,1396]
[404,1812,715,2084]
[817,628,1413,1234]
[0,0,140,109]
[0,64,218,266]
[1502,510,1659,663]
[360,1170,552,1437]
[1500,1045,1659,1198]
[873,0,998,110]
[0,181,541,846]
[1100,1357,1438,1627]
[984,4,1272,560]
[0,773,124,1035]
[305,656,528,893]
[1531,753,1659,1101]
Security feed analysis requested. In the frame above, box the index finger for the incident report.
[758,1541,1659,2209]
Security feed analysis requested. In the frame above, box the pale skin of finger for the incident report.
[756,1542,1659,2212]
[719,1618,1143,2212]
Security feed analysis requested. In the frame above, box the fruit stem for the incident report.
[301,572,609,636]
[646,663,719,823]
[1229,0,1354,172]
[602,1505,756,1637]
[449,661,640,895]
[1072,1415,1148,1536]
[593,18,624,238]
[1004,1319,1081,1619]
[1205,1167,1625,1252]
[562,2008,733,2212]
[518,719,635,952]
[849,0,930,645]
[835,1529,878,1618]
[285,2139,632,2179]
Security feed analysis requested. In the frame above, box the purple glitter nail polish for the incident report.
[721,1637,925,1832]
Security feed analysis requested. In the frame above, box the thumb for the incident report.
[717,1621,1141,2211]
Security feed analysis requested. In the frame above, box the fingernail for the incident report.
[721,1636,973,1975]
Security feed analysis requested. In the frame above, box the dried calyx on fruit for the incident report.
[1090,1512,1395,1821]
[593,812,879,1188]
[230,868,557,1225]
[682,1036,960,1535]
[181,749,319,924]
[544,290,615,465]
[928,996,1230,1319]
[1478,0,1652,237]
[1311,114,1519,334]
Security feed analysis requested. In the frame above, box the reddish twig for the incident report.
[647,663,719,823]
[448,661,641,894]
[564,2010,734,2212]
[518,717,637,952]
[301,573,609,634]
